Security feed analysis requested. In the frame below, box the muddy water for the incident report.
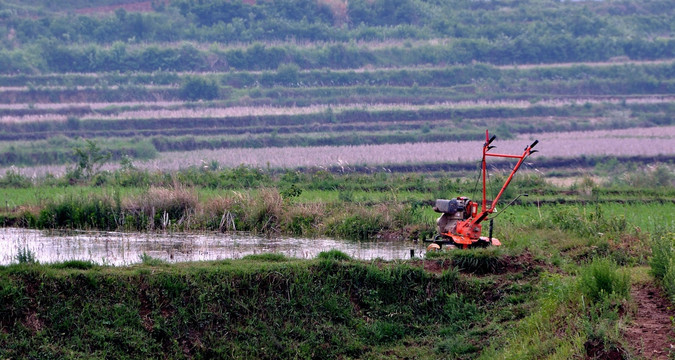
[0,228,427,266]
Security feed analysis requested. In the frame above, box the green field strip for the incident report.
[0,60,672,88]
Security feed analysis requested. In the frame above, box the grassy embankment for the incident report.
[1,190,670,358]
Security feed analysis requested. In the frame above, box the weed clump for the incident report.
[649,232,675,301]
[450,248,505,275]
[125,186,199,230]
[15,247,35,264]
[328,211,383,240]
[317,249,351,261]
[139,252,167,266]
[37,195,119,230]
[435,335,477,357]
[546,206,627,238]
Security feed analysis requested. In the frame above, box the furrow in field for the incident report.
[1,96,673,124]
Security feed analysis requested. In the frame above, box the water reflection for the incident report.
[0,228,426,266]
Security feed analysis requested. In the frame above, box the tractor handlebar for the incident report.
[486,135,496,146]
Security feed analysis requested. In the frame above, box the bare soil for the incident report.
[624,282,675,360]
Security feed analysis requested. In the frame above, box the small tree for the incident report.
[72,140,111,180]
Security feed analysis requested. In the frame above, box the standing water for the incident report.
[0,228,427,266]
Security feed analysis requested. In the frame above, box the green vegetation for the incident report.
[0,163,672,239]
[14,247,35,264]
[179,76,220,101]
[0,163,672,358]
[650,232,675,302]
[1,0,673,73]
[428,248,506,275]
[0,191,670,358]
[0,0,672,170]
[0,257,485,359]
[0,0,673,357]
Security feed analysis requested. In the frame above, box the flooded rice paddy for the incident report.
[0,228,427,266]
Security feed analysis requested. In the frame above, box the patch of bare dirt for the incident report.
[22,312,43,334]
[407,259,452,274]
[411,251,553,276]
[624,283,675,360]
[585,338,627,360]
[422,259,452,274]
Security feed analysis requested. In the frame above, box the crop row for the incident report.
[1,101,672,144]
[3,98,673,126]
[139,128,675,171]
[1,61,673,88]
[0,112,650,167]
[2,126,671,177]
[1,80,673,108]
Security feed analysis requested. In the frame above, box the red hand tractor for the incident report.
[425,130,539,250]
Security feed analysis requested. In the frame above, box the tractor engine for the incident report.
[433,197,476,237]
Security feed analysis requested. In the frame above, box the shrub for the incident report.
[71,139,111,181]
[179,76,220,101]
[578,258,630,303]
[220,165,270,188]
[0,169,32,188]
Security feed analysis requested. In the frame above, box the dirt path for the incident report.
[624,283,674,360]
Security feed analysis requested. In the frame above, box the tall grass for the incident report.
[650,232,675,302]
[482,259,631,359]
[15,247,35,264]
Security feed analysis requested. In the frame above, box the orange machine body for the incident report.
[432,130,538,249]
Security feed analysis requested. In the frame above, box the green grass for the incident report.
[0,257,505,359]
[0,186,143,209]
[0,179,673,358]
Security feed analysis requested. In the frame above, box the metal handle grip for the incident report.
[530,140,539,149]
[487,135,496,146]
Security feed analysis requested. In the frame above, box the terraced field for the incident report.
[1,61,674,173]
[0,0,673,177]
